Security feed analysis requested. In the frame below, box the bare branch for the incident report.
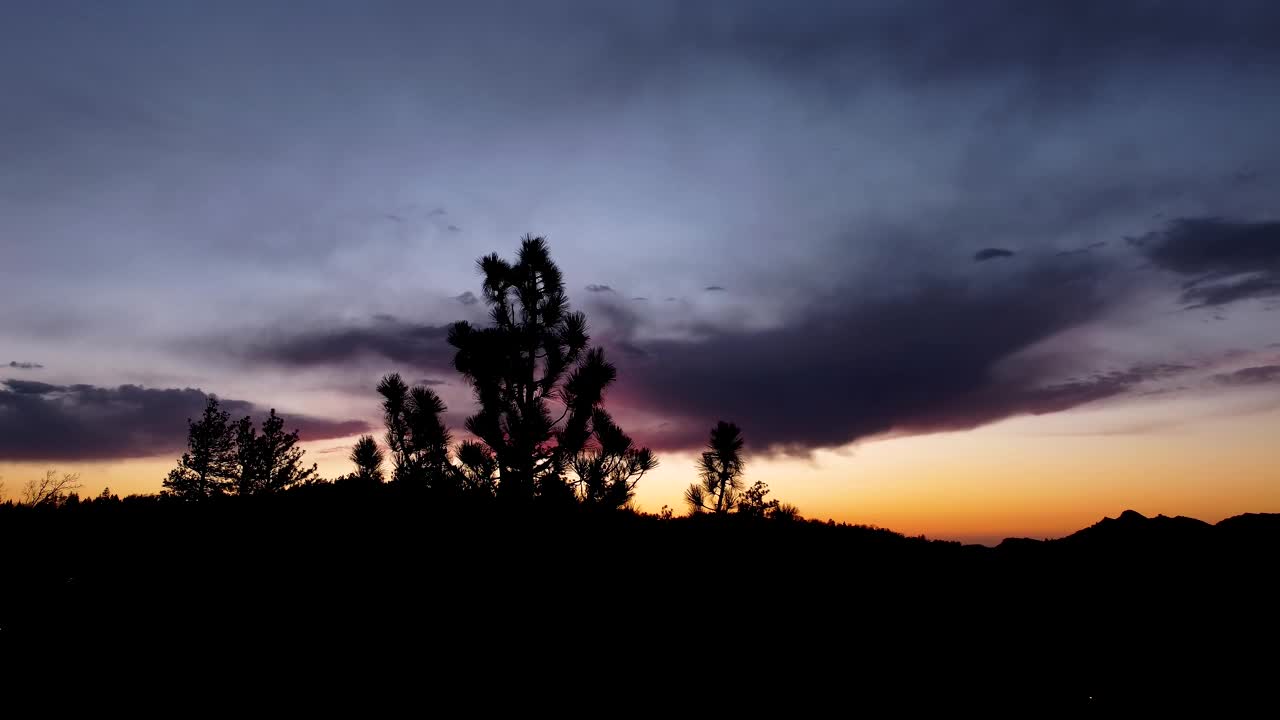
[20,469,83,507]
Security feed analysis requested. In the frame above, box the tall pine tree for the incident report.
[246,409,317,493]
[448,235,653,502]
[164,396,237,500]
[684,421,746,514]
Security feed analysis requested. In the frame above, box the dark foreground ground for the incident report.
[2,485,1277,710]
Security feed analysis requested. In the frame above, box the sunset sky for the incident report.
[3,1,1279,544]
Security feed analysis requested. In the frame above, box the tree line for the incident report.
[3,236,795,519]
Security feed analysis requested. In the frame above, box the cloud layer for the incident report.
[0,380,368,461]
[240,316,454,370]
[609,257,1135,450]
[3,3,1279,460]
[208,211,1280,453]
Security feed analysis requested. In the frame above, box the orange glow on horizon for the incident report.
[4,399,1276,546]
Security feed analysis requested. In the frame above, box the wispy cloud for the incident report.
[974,248,1015,262]
[1211,365,1280,387]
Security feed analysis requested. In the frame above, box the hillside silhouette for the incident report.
[2,489,1277,709]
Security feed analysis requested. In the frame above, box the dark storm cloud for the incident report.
[1211,365,1280,387]
[0,380,368,461]
[1134,218,1280,307]
[644,1,1280,74]
[612,257,1163,451]
[1138,218,1280,276]
[974,248,1015,262]
[7,361,44,369]
[551,0,1280,140]
[243,316,454,371]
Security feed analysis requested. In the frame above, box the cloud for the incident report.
[611,257,1167,452]
[415,377,449,387]
[1135,218,1280,307]
[1182,276,1280,309]
[585,284,614,293]
[488,1,1280,105]
[3,379,61,395]
[1056,242,1107,257]
[242,316,455,371]
[703,286,726,292]
[0,380,368,461]
[974,248,1015,262]
[615,342,650,359]
[1025,364,1195,408]
[1138,218,1280,275]
[7,2,1280,467]
[7,361,44,369]
[1211,365,1280,387]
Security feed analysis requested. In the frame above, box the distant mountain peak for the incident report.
[1118,509,1147,522]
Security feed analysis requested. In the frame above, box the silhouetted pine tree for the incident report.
[568,408,657,509]
[455,441,497,494]
[166,400,316,499]
[246,409,317,493]
[448,235,651,502]
[164,396,237,500]
[736,479,773,519]
[226,409,317,495]
[735,479,800,520]
[349,435,385,484]
[376,373,454,490]
[684,421,745,514]
[378,373,412,478]
[233,415,261,495]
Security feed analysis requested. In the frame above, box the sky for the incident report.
[2,0,1279,544]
